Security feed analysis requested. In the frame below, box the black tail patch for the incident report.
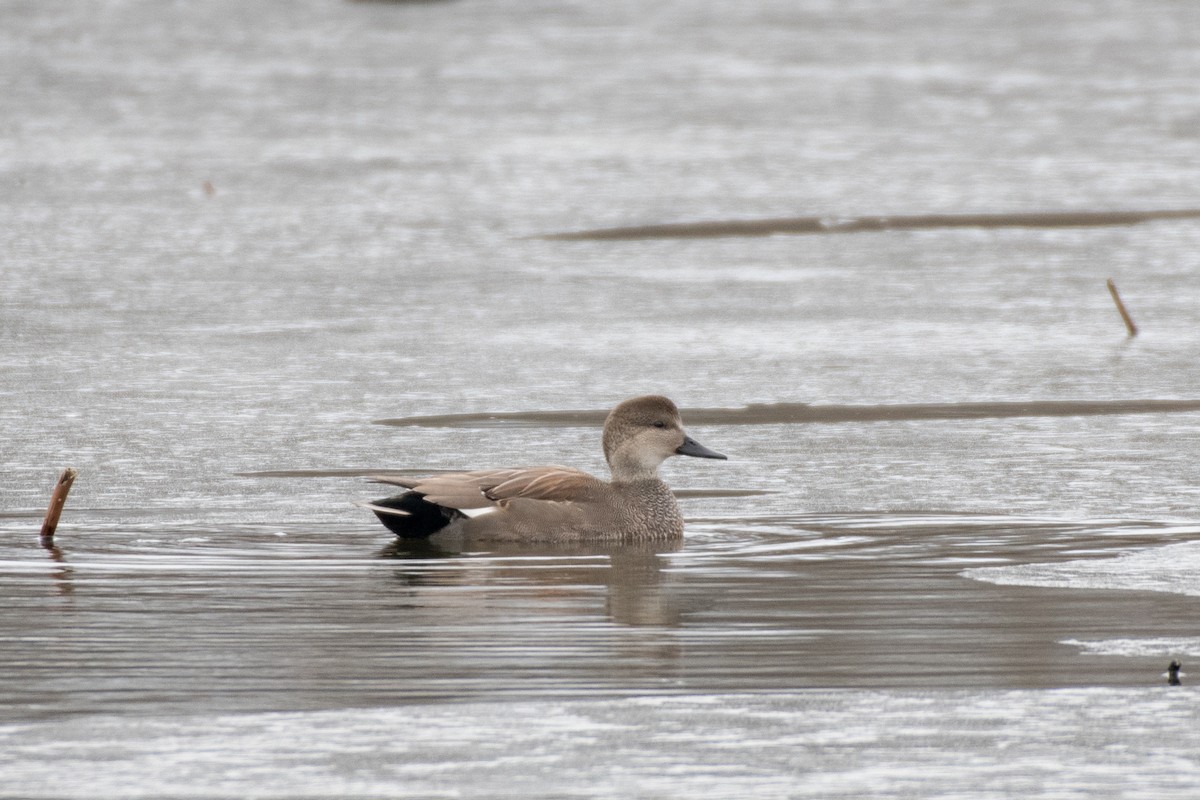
[370,491,461,538]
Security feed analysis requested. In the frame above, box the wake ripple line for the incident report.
[374,399,1200,428]
[539,209,1200,241]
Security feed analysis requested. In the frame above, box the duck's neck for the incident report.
[607,455,664,484]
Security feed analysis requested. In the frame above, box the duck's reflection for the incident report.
[378,536,684,627]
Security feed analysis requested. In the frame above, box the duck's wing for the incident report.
[479,466,605,504]
[370,466,602,511]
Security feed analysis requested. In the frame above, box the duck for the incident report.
[363,395,726,542]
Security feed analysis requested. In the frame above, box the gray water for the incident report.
[5,0,1200,796]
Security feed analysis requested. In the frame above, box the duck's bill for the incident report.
[676,436,728,460]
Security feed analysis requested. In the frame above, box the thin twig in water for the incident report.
[39,468,77,546]
[1106,278,1138,337]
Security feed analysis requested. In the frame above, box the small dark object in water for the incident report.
[1168,660,1183,686]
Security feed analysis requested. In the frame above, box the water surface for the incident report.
[4,0,1200,795]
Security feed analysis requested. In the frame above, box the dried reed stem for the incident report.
[1106,278,1138,337]
[39,468,77,545]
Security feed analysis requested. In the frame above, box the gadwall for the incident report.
[364,395,726,541]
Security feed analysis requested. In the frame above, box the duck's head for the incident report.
[602,395,726,481]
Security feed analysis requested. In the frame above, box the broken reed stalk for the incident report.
[40,468,77,545]
[1106,278,1138,337]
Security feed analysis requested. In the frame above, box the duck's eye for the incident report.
[653,420,667,429]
